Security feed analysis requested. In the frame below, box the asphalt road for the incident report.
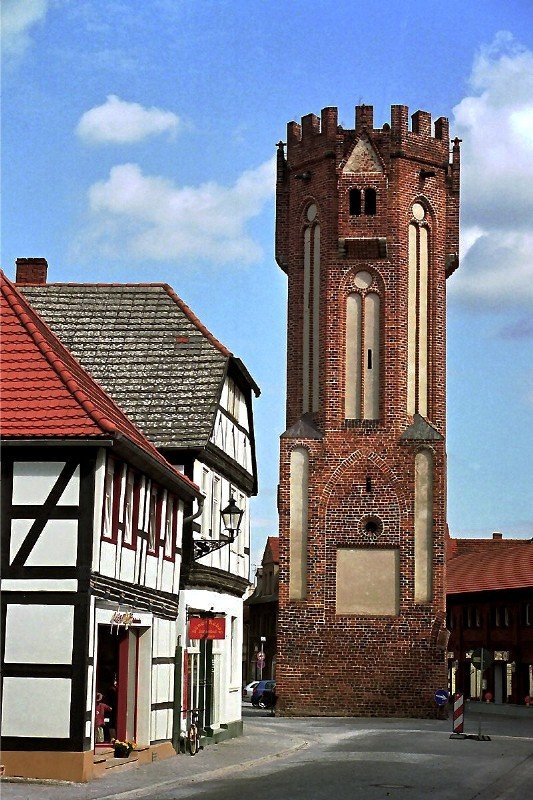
[3,705,532,800]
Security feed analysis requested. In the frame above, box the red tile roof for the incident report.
[447,538,533,593]
[1,271,198,494]
[266,536,279,563]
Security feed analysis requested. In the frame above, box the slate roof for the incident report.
[19,283,247,450]
[1,272,198,496]
[447,538,533,594]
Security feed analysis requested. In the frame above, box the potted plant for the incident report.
[113,739,135,758]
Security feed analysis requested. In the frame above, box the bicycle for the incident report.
[186,708,201,756]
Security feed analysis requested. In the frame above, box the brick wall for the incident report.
[275,103,460,717]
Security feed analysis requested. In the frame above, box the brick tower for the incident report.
[275,103,460,716]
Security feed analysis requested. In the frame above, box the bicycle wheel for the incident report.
[187,724,199,755]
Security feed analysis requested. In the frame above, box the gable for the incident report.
[343,136,383,174]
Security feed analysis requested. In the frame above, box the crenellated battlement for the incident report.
[285,103,452,164]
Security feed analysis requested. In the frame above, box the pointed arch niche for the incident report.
[345,270,381,420]
[414,448,434,603]
[289,446,309,600]
[302,203,320,414]
[407,201,431,417]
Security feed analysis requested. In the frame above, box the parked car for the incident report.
[251,679,277,708]
[243,681,259,700]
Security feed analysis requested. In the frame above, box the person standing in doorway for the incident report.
[95,692,112,744]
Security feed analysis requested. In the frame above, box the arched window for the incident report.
[407,202,430,416]
[303,203,320,414]
[345,271,380,420]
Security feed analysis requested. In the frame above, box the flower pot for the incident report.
[114,745,131,758]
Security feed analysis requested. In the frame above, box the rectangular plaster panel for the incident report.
[336,548,399,615]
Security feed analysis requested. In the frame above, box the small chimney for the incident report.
[492,531,503,540]
[16,257,48,285]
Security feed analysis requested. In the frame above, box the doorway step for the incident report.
[93,746,150,778]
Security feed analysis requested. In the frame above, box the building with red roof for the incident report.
[1,272,200,781]
[243,537,279,681]
[446,532,533,705]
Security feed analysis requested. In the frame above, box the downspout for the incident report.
[173,498,204,752]
[183,497,205,526]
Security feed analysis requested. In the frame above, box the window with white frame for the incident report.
[164,496,175,558]
[123,470,135,545]
[102,460,114,538]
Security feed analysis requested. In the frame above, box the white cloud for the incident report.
[85,158,275,264]
[1,0,49,58]
[76,95,180,145]
[449,33,533,310]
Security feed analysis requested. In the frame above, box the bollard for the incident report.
[450,692,464,737]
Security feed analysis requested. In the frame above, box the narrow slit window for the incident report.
[349,189,361,216]
[367,349,372,369]
[364,188,377,215]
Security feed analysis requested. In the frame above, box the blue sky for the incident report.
[2,0,532,569]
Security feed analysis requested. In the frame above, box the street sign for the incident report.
[435,689,449,706]
[256,652,265,667]
[471,648,494,669]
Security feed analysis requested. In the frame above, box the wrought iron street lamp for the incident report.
[193,494,244,560]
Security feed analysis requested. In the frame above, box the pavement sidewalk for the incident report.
[0,717,308,800]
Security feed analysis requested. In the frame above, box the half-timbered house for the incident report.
[0,272,200,781]
[17,257,260,745]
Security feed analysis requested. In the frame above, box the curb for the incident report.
[96,738,310,800]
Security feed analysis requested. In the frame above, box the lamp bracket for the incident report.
[193,534,234,561]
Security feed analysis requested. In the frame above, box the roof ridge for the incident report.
[161,284,231,357]
[24,280,232,358]
[1,272,199,493]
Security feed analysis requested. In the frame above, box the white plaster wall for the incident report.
[12,462,80,505]
[120,547,136,585]
[100,540,116,578]
[414,449,434,603]
[144,554,158,588]
[182,588,243,727]
[10,519,78,567]
[4,604,74,664]
[289,447,308,600]
[192,462,250,579]
[303,225,311,413]
[345,292,362,418]
[407,223,418,415]
[92,449,107,571]
[2,677,71,737]
[364,292,380,419]
[418,225,429,417]
[312,224,321,412]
